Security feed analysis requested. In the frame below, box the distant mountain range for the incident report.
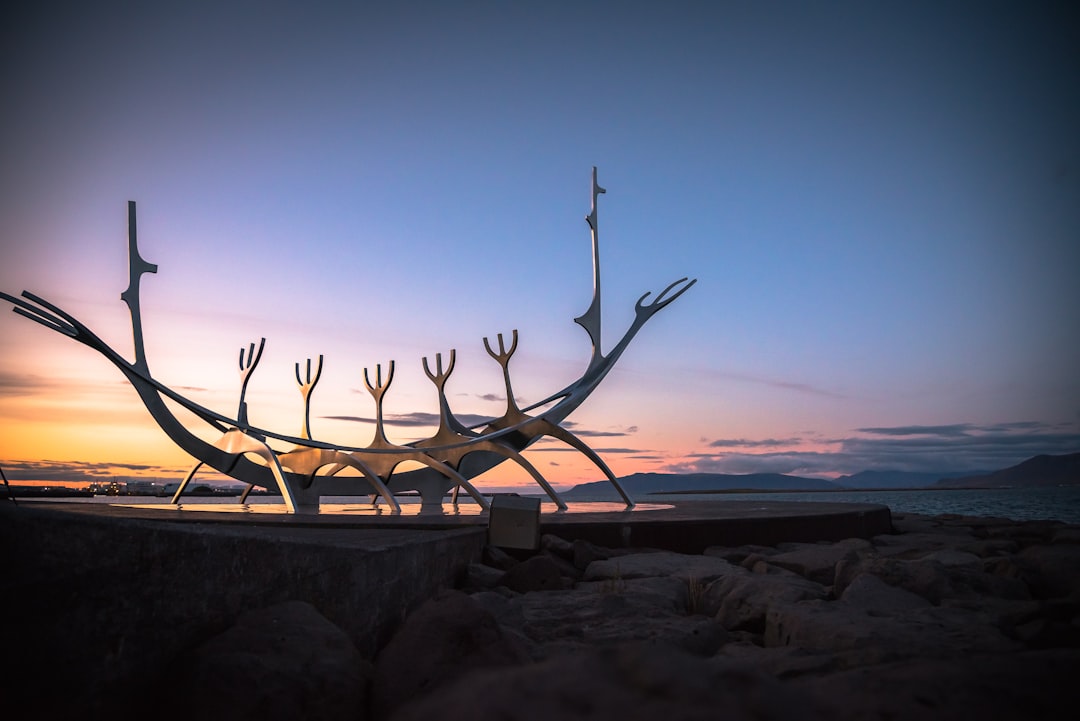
[563,472,839,499]
[834,469,991,489]
[932,453,1080,489]
[563,452,1080,497]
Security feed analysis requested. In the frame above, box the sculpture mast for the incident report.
[575,167,606,371]
[118,201,158,374]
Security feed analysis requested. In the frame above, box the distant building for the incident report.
[125,479,166,496]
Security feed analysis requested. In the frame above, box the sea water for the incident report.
[640,486,1080,525]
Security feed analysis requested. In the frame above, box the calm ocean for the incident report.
[641,486,1080,525]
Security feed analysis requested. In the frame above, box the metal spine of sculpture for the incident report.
[1,169,696,513]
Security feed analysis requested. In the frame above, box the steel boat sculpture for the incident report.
[2,169,695,513]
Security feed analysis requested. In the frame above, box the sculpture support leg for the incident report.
[542,423,634,508]
[199,430,300,513]
[489,444,568,510]
[171,461,204,505]
[312,456,401,513]
[1,464,15,505]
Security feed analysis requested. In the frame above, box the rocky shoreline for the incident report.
[154,511,1080,720]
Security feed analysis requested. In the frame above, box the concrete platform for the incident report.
[13,497,895,552]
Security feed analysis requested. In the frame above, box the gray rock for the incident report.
[714,643,841,679]
[467,590,526,628]
[572,538,620,570]
[871,530,978,559]
[984,519,1067,546]
[575,575,691,613]
[740,552,772,570]
[584,551,743,583]
[1051,526,1080,545]
[461,562,505,591]
[540,533,575,558]
[541,548,585,581]
[499,554,568,593]
[704,572,828,632]
[958,537,1019,557]
[387,642,832,721]
[839,572,933,615]
[835,555,1028,604]
[764,599,1018,666]
[371,590,532,719]
[791,648,1080,721]
[703,544,777,563]
[747,558,808,578]
[514,588,731,656]
[162,600,369,721]
[919,548,983,566]
[765,538,873,584]
[1007,544,1080,599]
[483,544,520,571]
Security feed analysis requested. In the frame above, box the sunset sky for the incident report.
[2,1,1078,491]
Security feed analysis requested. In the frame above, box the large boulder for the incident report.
[371,590,532,719]
[703,572,829,632]
[570,538,643,571]
[703,544,778,564]
[765,538,874,585]
[764,598,1019,667]
[791,648,1080,721]
[870,530,979,559]
[834,555,1028,604]
[511,587,730,657]
[575,575,692,613]
[984,519,1068,547]
[499,554,568,593]
[839,572,933,615]
[957,537,1019,558]
[715,642,841,679]
[989,544,1080,599]
[159,600,369,721]
[387,642,832,721]
[583,551,744,584]
[460,562,505,591]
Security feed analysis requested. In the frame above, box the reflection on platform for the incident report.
[114,500,674,516]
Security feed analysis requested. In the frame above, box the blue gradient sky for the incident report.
[2,1,1078,488]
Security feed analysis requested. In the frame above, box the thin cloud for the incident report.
[0,371,114,398]
[381,412,440,428]
[0,458,200,483]
[706,369,847,399]
[172,384,210,393]
[671,421,1080,477]
[709,437,803,448]
[528,446,643,454]
[321,411,494,428]
[562,421,639,438]
[669,451,838,476]
[856,424,976,437]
